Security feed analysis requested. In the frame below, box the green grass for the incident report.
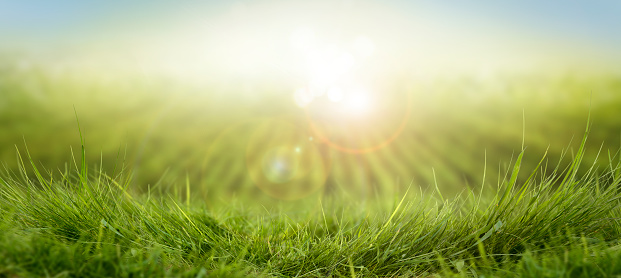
[1,124,621,277]
[2,56,621,276]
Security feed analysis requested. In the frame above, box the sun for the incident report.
[289,26,377,118]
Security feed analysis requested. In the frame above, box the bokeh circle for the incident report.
[246,119,329,200]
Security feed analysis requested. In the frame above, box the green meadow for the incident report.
[2,59,620,199]
[1,56,621,277]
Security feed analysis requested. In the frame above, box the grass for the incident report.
[1,123,621,277]
[2,57,621,276]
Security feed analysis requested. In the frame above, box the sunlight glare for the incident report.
[337,52,356,76]
[353,36,375,57]
[291,27,377,116]
[344,89,373,116]
[290,27,316,51]
[294,87,314,107]
[327,86,344,103]
[305,46,353,90]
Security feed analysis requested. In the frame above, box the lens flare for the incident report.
[261,146,299,184]
[246,119,329,200]
[294,87,314,107]
[343,88,373,116]
[327,86,344,102]
[305,91,412,154]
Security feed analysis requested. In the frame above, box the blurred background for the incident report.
[1,0,621,203]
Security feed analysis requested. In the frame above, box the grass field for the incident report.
[2,58,621,200]
[3,1,621,276]
[1,121,621,277]
[2,55,621,277]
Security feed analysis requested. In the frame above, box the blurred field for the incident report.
[1,54,620,203]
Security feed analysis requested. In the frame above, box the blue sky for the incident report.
[0,1,225,43]
[1,0,620,46]
[414,1,621,49]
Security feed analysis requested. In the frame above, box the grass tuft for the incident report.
[1,127,621,277]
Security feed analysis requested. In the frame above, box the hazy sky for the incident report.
[2,1,619,44]
[418,1,621,52]
[1,0,620,74]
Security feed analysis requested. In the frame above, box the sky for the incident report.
[2,1,619,44]
[416,1,621,47]
[1,0,620,75]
